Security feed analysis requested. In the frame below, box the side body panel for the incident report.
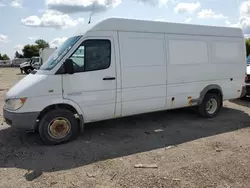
[165,34,245,109]
[118,32,167,116]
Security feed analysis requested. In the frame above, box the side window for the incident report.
[69,39,111,73]
[85,40,111,71]
[70,45,85,73]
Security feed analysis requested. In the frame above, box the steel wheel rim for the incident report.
[206,98,218,115]
[48,117,71,139]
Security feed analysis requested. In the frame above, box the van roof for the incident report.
[79,18,243,38]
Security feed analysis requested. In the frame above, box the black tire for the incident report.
[197,93,222,118]
[38,109,80,145]
[24,68,32,74]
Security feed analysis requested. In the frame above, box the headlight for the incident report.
[4,98,27,111]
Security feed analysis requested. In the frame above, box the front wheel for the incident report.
[197,93,222,118]
[38,109,80,145]
[24,67,32,74]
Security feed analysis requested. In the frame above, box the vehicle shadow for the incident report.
[0,107,249,180]
[230,97,250,108]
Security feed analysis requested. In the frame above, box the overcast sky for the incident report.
[0,0,249,57]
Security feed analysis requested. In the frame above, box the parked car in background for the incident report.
[0,60,11,67]
[245,55,250,95]
[3,18,246,145]
[11,61,22,67]
[20,57,39,74]
[20,48,56,74]
[11,58,30,68]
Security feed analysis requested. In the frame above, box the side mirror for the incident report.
[64,58,74,74]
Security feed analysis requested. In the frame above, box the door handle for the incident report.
[103,77,116,80]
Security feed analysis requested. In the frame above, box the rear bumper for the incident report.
[3,109,39,130]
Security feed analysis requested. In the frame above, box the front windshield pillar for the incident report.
[39,36,82,71]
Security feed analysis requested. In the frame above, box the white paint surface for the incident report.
[5,18,246,125]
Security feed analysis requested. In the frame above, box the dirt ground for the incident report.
[0,68,250,188]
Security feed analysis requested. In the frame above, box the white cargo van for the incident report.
[3,18,246,145]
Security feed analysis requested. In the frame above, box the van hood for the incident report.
[6,73,62,99]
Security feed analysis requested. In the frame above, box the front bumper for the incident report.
[3,109,39,130]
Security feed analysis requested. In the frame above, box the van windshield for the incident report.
[40,36,82,70]
[31,57,39,64]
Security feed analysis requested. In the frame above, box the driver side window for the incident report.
[70,45,85,73]
[69,39,111,73]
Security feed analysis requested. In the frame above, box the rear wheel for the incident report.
[198,93,222,118]
[38,109,80,145]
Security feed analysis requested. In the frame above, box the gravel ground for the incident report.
[0,68,250,188]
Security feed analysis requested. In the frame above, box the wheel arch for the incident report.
[36,99,85,132]
[198,84,223,105]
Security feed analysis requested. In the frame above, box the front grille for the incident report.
[246,75,250,83]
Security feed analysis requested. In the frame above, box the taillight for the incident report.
[245,74,248,82]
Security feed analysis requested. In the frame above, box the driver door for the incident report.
[62,38,117,122]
